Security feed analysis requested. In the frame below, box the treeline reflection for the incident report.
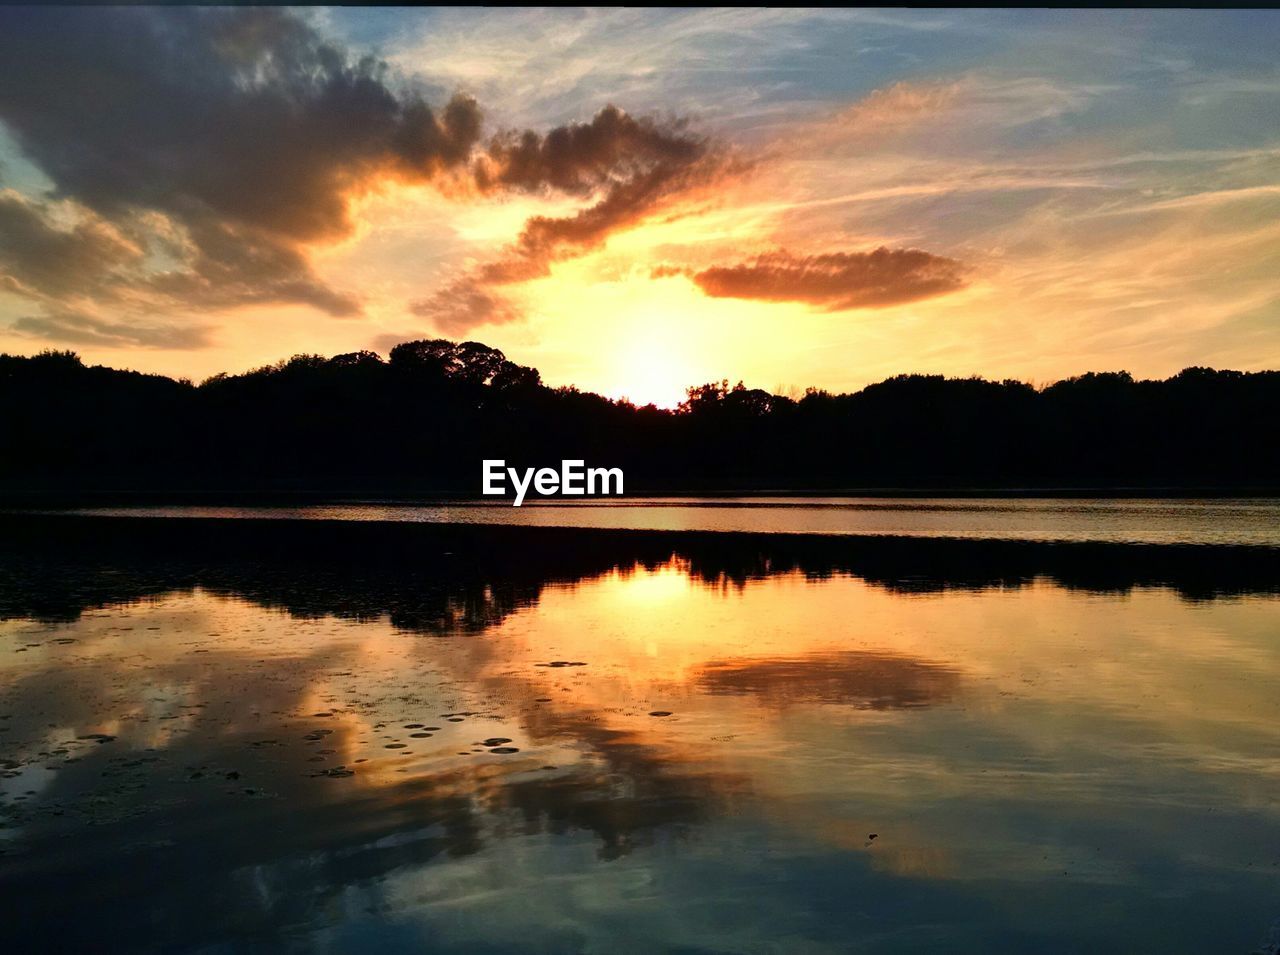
[2,515,1277,629]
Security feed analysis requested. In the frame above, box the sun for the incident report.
[512,259,754,409]
[607,336,701,409]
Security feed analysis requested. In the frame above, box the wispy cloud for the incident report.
[11,308,212,349]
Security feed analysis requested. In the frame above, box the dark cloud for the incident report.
[0,6,482,328]
[675,247,967,310]
[0,190,359,324]
[368,332,415,355]
[0,192,140,300]
[408,280,523,335]
[0,8,481,241]
[479,105,705,197]
[505,155,721,269]
[0,8,733,342]
[147,219,361,316]
[493,109,738,272]
[421,107,738,333]
[11,308,212,350]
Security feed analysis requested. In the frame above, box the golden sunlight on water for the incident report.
[2,559,1279,952]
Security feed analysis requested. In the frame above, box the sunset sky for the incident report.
[1,7,1277,406]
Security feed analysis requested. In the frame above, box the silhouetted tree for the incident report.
[1,340,1276,493]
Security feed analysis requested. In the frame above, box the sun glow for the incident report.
[608,328,707,409]
[509,255,809,408]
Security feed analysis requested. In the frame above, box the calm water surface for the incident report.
[1,531,1279,953]
[65,496,1280,546]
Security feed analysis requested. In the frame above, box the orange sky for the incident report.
[1,9,1278,407]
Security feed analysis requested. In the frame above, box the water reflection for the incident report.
[5,514,1280,626]
[61,495,1280,546]
[1,516,1279,953]
[694,652,962,709]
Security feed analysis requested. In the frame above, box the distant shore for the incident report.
[3,485,1280,509]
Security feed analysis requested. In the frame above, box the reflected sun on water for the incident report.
[2,555,1279,953]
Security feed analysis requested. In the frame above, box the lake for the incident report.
[0,511,1278,953]
[59,495,1280,546]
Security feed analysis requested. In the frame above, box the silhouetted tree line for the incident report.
[1,340,1277,492]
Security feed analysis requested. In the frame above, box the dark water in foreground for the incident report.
[1,516,1278,953]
